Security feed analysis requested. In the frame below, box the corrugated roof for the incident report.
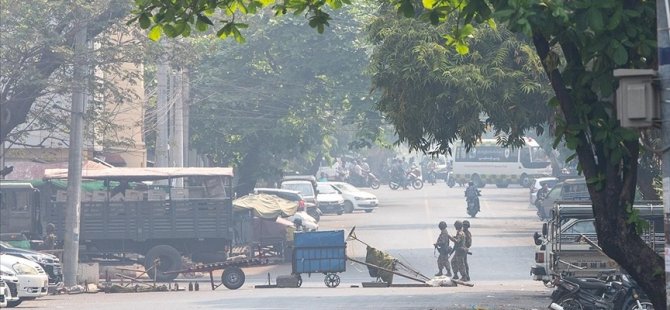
[44,167,234,181]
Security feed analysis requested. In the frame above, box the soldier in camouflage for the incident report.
[463,220,472,280]
[450,220,469,281]
[433,221,452,276]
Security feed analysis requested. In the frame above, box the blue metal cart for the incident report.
[292,230,346,287]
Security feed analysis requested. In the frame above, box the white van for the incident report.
[0,254,48,306]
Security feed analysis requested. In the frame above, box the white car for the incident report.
[529,177,559,205]
[0,254,48,305]
[325,182,379,213]
[315,183,345,215]
[0,269,20,308]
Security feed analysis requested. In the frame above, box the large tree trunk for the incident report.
[234,141,261,197]
[533,33,666,308]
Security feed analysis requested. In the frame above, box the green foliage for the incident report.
[367,12,551,153]
[187,11,378,179]
[129,0,336,41]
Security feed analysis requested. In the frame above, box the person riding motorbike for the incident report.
[390,159,408,189]
[426,159,437,184]
[465,181,481,212]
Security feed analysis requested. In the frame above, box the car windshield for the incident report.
[282,183,315,197]
[331,183,357,192]
[317,184,338,194]
[0,241,12,249]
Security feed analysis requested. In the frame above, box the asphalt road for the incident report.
[26,183,554,309]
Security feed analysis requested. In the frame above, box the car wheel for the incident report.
[344,201,354,213]
[364,209,373,213]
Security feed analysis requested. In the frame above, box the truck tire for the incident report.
[145,245,182,282]
[221,266,245,290]
[7,299,23,308]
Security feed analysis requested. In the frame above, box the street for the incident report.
[27,184,553,309]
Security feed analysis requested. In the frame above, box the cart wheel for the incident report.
[221,266,245,290]
[324,273,340,288]
[296,275,303,288]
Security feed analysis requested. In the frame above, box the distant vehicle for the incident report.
[2,167,236,282]
[315,183,344,215]
[529,177,559,205]
[279,175,321,221]
[0,254,49,307]
[448,137,552,188]
[324,182,378,213]
[0,242,62,287]
[0,270,20,308]
[536,178,590,220]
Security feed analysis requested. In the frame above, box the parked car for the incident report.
[529,177,559,205]
[0,269,20,308]
[279,176,322,221]
[0,254,48,306]
[315,183,344,215]
[0,242,62,287]
[254,188,319,221]
[324,182,378,213]
[536,178,590,220]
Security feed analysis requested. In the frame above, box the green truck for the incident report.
[1,167,235,281]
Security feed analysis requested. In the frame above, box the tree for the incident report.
[130,0,666,307]
[1,0,134,156]
[367,9,552,152]
[186,11,375,194]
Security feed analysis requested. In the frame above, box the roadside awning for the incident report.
[233,193,298,219]
[43,167,234,181]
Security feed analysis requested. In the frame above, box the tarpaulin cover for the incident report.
[294,230,345,248]
[233,193,298,219]
[365,245,396,284]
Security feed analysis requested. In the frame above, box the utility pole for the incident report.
[173,69,184,187]
[657,0,670,307]
[63,22,87,287]
[156,50,169,168]
[182,69,190,167]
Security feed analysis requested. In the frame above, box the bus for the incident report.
[448,137,552,188]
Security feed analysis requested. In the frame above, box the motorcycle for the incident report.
[363,171,381,189]
[465,188,480,217]
[407,166,424,189]
[549,274,654,310]
[389,171,423,190]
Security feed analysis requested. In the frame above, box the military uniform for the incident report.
[451,230,468,280]
[434,229,452,276]
[463,228,472,279]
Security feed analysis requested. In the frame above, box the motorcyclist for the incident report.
[464,181,481,212]
[426,158,437,184]
[391,159,408,189]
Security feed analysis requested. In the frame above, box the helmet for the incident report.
[468,181,474,186]
[438,221,447,230]
[462,220,470,229]
[46,223,56,233]
[454,220,463,229]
